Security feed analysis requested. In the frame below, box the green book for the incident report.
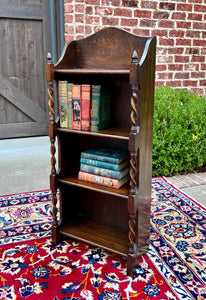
[67,83,73,129]
[59,81,68,128]
[91,85,111,131]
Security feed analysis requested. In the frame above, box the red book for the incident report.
[78,171,129,189]
[72,85,81,130]
[81,84,91,131]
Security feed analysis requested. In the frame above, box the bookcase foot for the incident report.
[52,223,60,246]
[127,253,140,277]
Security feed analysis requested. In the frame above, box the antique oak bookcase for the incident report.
[45,27,156,276]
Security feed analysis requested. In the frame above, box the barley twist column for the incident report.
[45,53,59,245]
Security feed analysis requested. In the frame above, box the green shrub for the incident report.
[152,85,206,177]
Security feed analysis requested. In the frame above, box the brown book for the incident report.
[72,85,81,130]
[81,84,91,131]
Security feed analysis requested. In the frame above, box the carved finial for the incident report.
[47,52,52,64]
[131,50,138,64]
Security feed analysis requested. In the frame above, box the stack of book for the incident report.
[58,81,111,132]
[78,146,130,189]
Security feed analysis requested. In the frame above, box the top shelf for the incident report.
[54,68,130,75]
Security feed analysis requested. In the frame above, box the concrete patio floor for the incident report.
[0,136,205,208]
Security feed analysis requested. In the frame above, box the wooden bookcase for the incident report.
[45,27,156,277]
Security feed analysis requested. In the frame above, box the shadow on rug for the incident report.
[0,178,205,300]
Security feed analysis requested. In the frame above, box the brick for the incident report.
[158,55,173,64]
[158,20,174,28]
[134,10,152,18]
[152,30,168,37]
[156,64,167,71]
[75,4,84,13]
[157,72,173,80]
[102,0,120,6]
[122,0,138,7]
[201,64,206,70]
[85,6,93,14]
[188,13,202,21]
[169,30,184,38]
[183,80,198,87]
[64,4,74,13]
[85,26,92,35]
[185,48,199,55]
[159,2,175,10]
[140,19,155,28]
[65,14,73,23]
[176,39,191,46]
[194,4,206,13]
[171,12,186,20]
[184,64,199,72]
[175,56,190,63]
[159,38,174,46]
[186,30,200,38]
[193,40,206,47]
[190,88,204,94]
[121,18,138,27]
[175,72,189,79]
[156,47,167,55]
[155,81,166,87]
[85,0,100,4]
[194,23,206,30]
[191,56,205,63]
[133,29,150,36]
[65,24,74,34]
[76,14,85,23]
[114,8,132,17]
[85,16,100,25]
[168,48,184,54]
[201,48,206,55]
[176,21,192,29]
[141,1,157,9]
[76,34,85,40]
[153,11,169,19]
[65,35,75,43]
[191,72,205,78]
[96,7,113,15]
[102,17,119,26]
[168,64,183,71]
[177,4,192,11]
[200,80,206,86]
[76,26,84,33]
[166,80,182,87]
[188,0,202,3]
[203,32,206,39]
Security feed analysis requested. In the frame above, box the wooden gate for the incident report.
[0,0,51,138]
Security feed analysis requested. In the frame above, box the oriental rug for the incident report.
[0,178,205,300]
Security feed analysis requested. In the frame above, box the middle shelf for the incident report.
[59,174,131,198]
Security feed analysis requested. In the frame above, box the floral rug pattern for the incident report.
[0,179,205,300]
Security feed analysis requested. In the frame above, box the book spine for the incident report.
[80,164,121,179]
[80,158,119,171]
[81,84,91,131]
[99,85,111,130]
[81,152,119,164]
[72,85,82,130]
[78,171,120,189]
[67,83,73,129]
[90,85,101,131]
[58,81,68,128]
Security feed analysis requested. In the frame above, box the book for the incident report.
[80,164,129,179]
[81,147,129,164]
[91,85,111,131]
[58,81,68,128]
[80,157,130,171]
[81,84,91,130]
[67,83,73,129]
[78,171,129,189]
[72,84,82,130]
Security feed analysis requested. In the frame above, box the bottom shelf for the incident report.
[60,218,129,256]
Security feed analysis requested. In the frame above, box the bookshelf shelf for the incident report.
[59,174,130,198]
[60,218,128,256]
[54,68,130,75]
[57,126,133,140]
[45,27,156,277]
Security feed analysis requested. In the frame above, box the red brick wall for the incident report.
[64,0,206,96]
